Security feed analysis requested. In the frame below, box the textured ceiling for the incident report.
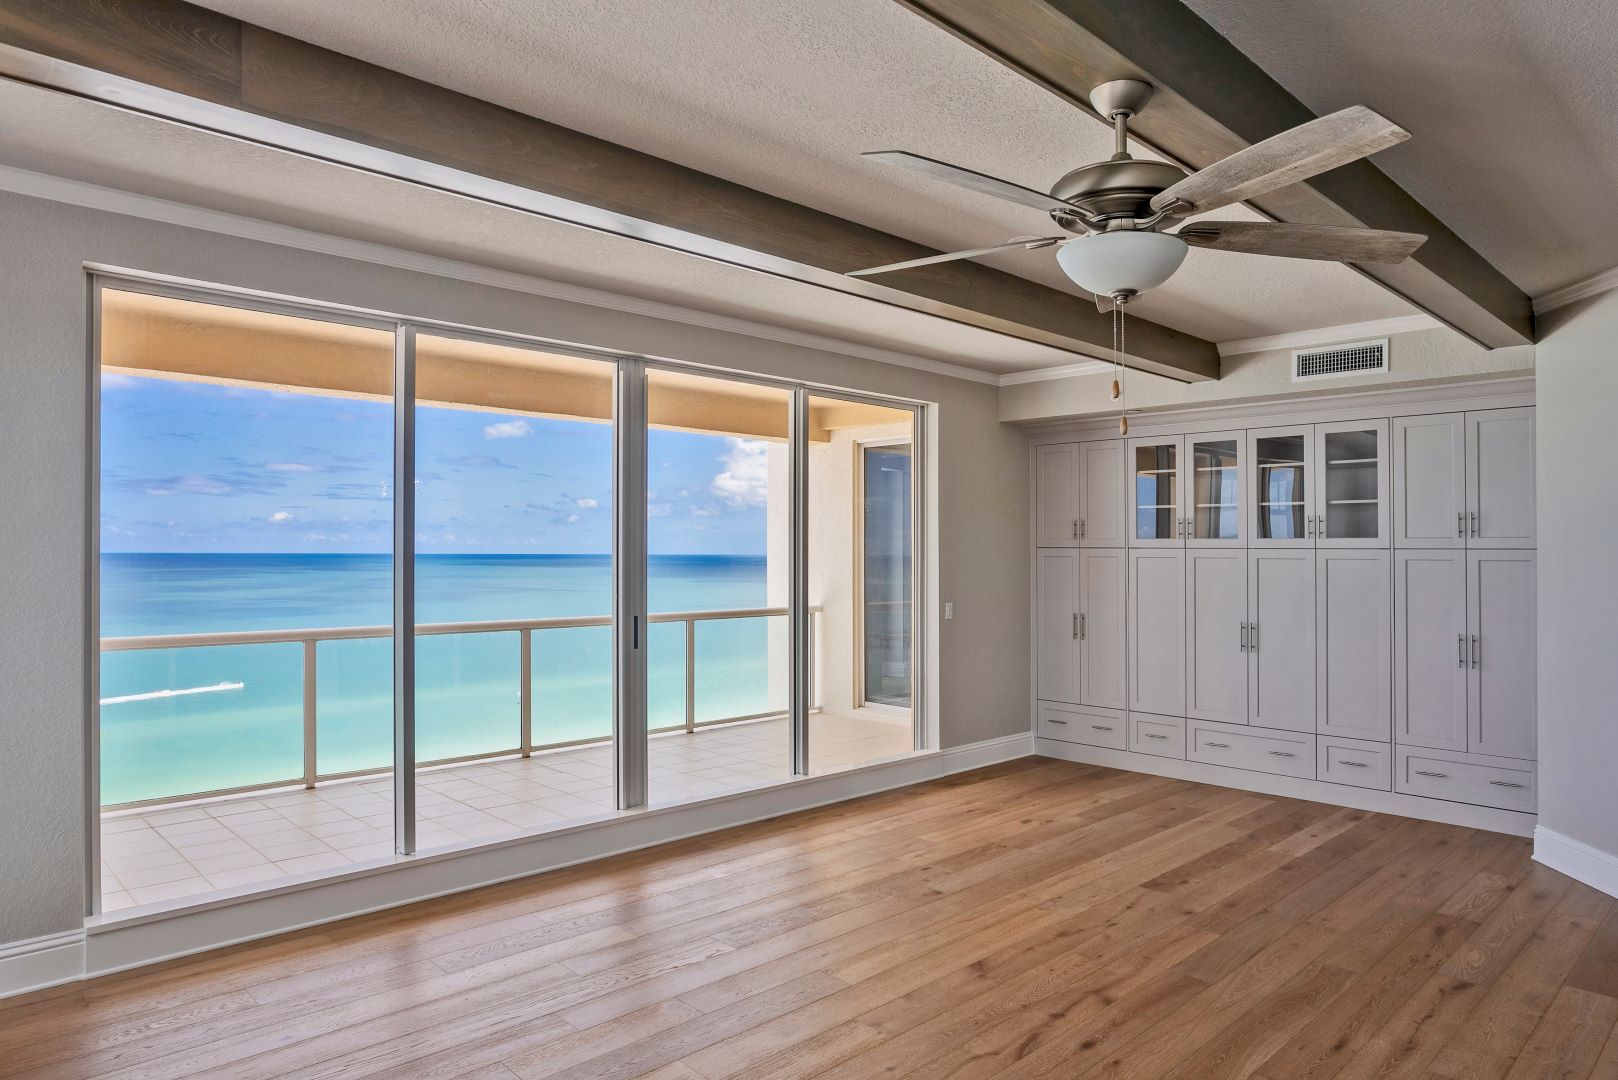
[162,0,1419,344]
[1183,0,1618,296]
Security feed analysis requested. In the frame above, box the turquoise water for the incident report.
[99,553,778,805]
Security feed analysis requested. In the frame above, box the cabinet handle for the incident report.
[1414,769,1448,778]
[1250,622,1258,652]
[1457,512,1465,538]
[1459,634,1466,668]
[1080,518,1087,539]
[1073,518,1079,539]
[1080,613,1087,640]
[1339,760,1370,768]
[1206,741,1230,748]
[1471,511,1479,537]
[1488,779,1524,788]
[1471,635,1480,668]
[1091,724,1114,732]
[1144,733,1169,741]
[1319,514,1327,540]
[1240,622,1248,652]
[1047,717,1068,725]
[1072,613,1080,640]
[1267,750,1295,758]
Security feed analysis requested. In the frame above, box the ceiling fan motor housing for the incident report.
[1049,158,1187,230]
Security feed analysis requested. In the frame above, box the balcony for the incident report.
[97,605,915,913]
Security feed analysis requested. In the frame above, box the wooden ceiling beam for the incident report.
[895,0,1535,349]
[0,0,1222,380]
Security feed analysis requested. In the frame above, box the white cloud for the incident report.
[266,462,319,474]
[269,511,293,524]
[566,514,580,524]
[575,497,599,509]
[711,438,770,507]
[144,474,230,496]
[483,419,533,440]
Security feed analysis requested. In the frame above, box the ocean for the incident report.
[99,553,778,805]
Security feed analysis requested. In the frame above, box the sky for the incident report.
[100,374,771,555]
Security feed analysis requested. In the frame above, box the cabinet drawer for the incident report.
[1187,719,1316,779]
[1037,703,1125,749]
[1395,748,1536,812]
[1318,736,1391,790]
[1129,713,1185,759]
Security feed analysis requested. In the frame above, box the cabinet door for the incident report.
[1317,549,1392,741]
[1248,425,1314,548]
[1034,443,1081,547]
[1079,440,1127,547]
[1186,549,1248,724]
[1468,550,1536,759]
[1394,550,1468,751]
[1315,419,1389,547]
[1035,550,1081,704]
[1393,413,1466,548]
[1129,436,1184,546]
[1249,549,1316,733]
[1186,430,1245,547]
[1129,549,1186,717]
[1467,409,1536,548]
[1079,549,1127,710]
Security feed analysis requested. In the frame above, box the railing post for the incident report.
[519,628,533,757]
[684,618,696,733]
[302,638,317,789]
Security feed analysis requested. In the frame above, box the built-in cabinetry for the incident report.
[1032,390,1535,827]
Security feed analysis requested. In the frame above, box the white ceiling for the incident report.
[1183,0,1618,297]
[1,0,1432,376]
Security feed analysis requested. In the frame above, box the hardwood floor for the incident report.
[3,758,1616,1080]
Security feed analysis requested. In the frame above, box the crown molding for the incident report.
[0,164,1005,387]
[1216,314,1443,357]
[996,360,1113,386]
[1533,265,1618,315]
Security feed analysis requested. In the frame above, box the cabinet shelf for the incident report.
[1135,469,1175,475]
[1259,501,1305,506]
[1195,465,1237,472]
[1139,504,1176,509]
[1327,498,1379,505]
[1258,462,1305,469]
[1195,503,1237,508]
[1327,458,1378,465]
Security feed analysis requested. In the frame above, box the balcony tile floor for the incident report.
[98,712,914,913]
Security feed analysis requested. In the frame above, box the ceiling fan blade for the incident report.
[863,151,1071,213]
[847,236,1062,278]
[1177,221,1426,263]
[1150,106,1409,214]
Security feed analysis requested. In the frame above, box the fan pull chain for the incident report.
[1113,300,1129,435]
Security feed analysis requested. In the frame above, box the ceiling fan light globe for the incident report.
[1056,231,1188,298]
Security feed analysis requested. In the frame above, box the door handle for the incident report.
[1458,633,1466,668]
[1471,635,1480,668]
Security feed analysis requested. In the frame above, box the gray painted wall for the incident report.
[1535,289,1618,861]
[0,189,1029,945]
[1000,328,1535,423]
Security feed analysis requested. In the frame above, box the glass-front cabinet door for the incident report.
[1129,436,1182,545]
[1186,430,1244,547]
[1314,419,1389,547]
[1248,425,1314,547]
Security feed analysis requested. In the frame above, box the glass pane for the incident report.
[415,333,616,845]
[647,369,792,801]
[808,398,919,774]
[97,288,394,913]
[1191,438,1239,541]
[1256,433,1308,540]
[1323,428,1381,540]
[862,445,913,707]
[1134,443,1178,540]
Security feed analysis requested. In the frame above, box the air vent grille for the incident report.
[1293,338,1388,381]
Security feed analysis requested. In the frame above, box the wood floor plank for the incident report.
[0,762,1607,1080]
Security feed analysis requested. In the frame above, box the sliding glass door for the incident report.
[93,275,926,914]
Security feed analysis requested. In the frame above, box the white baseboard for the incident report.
[0,929,86,999]
[1534,826,1618,900]
[0,732,1032,999]
[1035,738,1537,837]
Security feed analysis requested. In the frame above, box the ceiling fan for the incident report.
[849,79,1427,307]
